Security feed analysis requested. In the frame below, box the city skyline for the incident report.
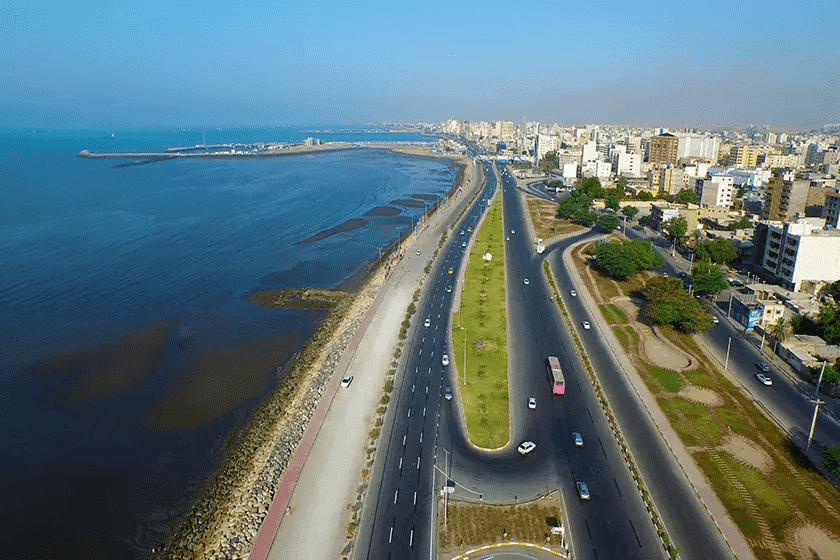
[2,0,838,129]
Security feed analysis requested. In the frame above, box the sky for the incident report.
[2,0,838,130]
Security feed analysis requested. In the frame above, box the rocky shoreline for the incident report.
[162,267,385,559]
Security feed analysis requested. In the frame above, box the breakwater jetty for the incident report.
[77,141,357,160]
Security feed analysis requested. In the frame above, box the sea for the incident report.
[0,126,458,559]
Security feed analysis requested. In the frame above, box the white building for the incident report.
[581,141,599,164]
[762,218,840,291]
[696,175,735,208]
[613,152,641,176]
[562,162,578,181]
[535,134,559,163]
[824,194,840,228]
[675,133,719,161]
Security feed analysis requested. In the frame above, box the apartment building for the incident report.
[675,132,719,161]
[761,218,840,291]
[535,134,559,163]
[726,145,763,168]
[649,133,680,164]
[659,166,684,196]
[824,194,840,228]
[696,175,735,207]
[613,151,641,176]
[761,174,810,221]
[649,202,698,232]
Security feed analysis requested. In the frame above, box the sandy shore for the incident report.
[162,147,473,559]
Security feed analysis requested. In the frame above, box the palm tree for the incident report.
[770,316,790,352]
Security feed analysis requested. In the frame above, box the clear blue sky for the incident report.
[2,0,838,129]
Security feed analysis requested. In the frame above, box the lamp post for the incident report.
[463,327,467,386]
[724,337,732,370]
[806,362,828,453]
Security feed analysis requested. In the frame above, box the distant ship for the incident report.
[102,133,115,139]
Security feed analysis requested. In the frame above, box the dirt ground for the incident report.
[438,494,567,559]
[793,525,840,560]
[678,384,725,407]
[524,194,587,242]
[718,433,775,473]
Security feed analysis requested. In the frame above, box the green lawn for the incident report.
[646,364,685,392]
[451,195,509,448]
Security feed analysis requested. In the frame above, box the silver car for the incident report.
[576,481,590,500]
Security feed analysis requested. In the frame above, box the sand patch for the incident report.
[678,385,724,407]
[718,433,774,473]
[640,327,692,370]
[794,524,840,560]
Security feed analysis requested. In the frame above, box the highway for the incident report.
[357,161,498,560]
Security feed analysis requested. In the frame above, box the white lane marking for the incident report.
[418,348,422,357]
[414,491,417,506]
[389,526,393,544]
[419,431,423,443]
[409,528,414,548]
[394,490,399,504]
[399,457,403,470]
[426,385,429,394]
[417,456,421,469]
[423,407,427,417]
[428,367,432,375]
[412,384,415,393]
[407,408,411,418]
[403,434,406,446]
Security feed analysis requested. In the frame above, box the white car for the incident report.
[569,290,577,297]
[517,441,536,455]
[416,249,422,256]
[712,316,719,324]
[756,373,772,386]
[528,397,536,409]
[424,318,431,328]
[462,242,466,247]
[446,285,452,293]
[340,375,353,388]
[523,278,530,285]
[511,229,515,234]
[442,354,449,366]
[582,321,591,330]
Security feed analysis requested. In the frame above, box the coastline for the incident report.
[161,147,470,559]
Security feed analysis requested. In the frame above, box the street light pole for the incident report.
[806,362,828,453]
[463,327,467,386]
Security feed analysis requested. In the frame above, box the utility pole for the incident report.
[463,327,467,386]
[807,362,827,453]
[727,292,734,318]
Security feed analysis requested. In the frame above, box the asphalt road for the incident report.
[359,161,498,560]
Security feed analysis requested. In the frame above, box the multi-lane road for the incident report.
[356,161,737,560]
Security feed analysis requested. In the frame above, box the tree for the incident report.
[624,238,664,270]
[605,194,620,211]
[622,205,639,220]
[824,444,840,478]
[769,317,790,352]
[663,216,688,242]
[695,238,738,264]
[639,215,651,228]
[818,304,840,345]
[734,215,752,230]
[592,240,637,279]
[643,276,712,333]
[575,210,597,227]
[638,191,654,201]
[822,363,840,385]
[557,189,593,219]
[597,213,620,231]
[578,177,606,199]
[831,280,840,302]
[692,260,728,294]
[675,188,699,204]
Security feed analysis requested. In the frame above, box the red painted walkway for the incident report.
[249,278,390,560]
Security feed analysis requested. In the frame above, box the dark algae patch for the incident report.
[249,288,348,309]
[297,218,368,244]
[364,205,401,217]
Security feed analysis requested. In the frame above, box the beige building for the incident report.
[726,145,763,168]
[649,133,680,164]
[659,167,684,196]
[649,202,699,233]
[761,174,810,221]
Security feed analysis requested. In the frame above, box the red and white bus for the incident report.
[547,356,565,395]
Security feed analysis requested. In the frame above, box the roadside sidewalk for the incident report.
[560,236,754,560]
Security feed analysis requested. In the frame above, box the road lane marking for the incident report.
[403,434,406,446]
[413,491,417,506]
[399,457,403,470]
[407,408,411,418]
[419,431,423,443]
[412,384,415,393]
[409,528,414,548]
[423,407,427,417]
[394,490,399,504]
[389,525,393,544]
[417,456,421,469]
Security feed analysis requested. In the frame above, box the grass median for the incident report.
[452,194,509,449]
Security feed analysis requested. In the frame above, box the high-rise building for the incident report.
[648,133,680,164]
[761,218,840,291]
[659,167,684,196]
[613,152,641,177]
[581,141,598,164]
[696,175,735,208]
[535,134,558,163]
[675,133,719,161]
[762,174,810,221]
[726,145,763,168]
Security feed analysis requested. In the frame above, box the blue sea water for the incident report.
[0,127,453,559]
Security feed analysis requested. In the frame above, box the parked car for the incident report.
[517,441,536,455]
[340,375,353,388]
[576,480,591,500]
